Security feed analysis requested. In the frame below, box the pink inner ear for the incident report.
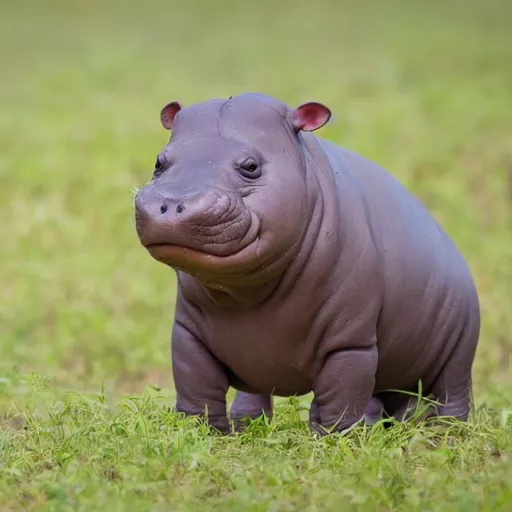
[160,101,182,130]
[292,102,332,132]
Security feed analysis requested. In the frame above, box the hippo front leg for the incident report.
[230,391,273,431]
[171,321,230,434]
[310,345,378,435]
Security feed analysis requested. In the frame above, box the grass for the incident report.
[1,0,511,509]
[1,371,512,511]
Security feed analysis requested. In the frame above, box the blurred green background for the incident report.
[1,0,511,407]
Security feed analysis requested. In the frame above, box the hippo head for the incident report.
[134,93,331,288]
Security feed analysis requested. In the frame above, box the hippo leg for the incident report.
[171,322,230,434]
[429,347,475,420]
[379,392,421,422]
[309,345,378,435]
[363,396,385,425]
[428,309,479,421]
[377,377,471,424]
[230,391,273,431]
[362,394,422,426]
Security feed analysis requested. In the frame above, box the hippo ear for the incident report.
[290,102,332,132]
[160,101,182,130]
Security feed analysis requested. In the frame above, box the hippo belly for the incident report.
[200,312,319,397]
[225,365,312,397]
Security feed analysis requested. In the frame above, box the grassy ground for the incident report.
[1,0,511,509]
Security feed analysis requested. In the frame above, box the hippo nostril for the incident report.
[160,204,168,214]
[176,203,185,214]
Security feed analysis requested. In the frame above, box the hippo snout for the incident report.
[136,187,232,230]
[134,185,259,261]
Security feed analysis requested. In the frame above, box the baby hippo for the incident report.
[134,93,480,434]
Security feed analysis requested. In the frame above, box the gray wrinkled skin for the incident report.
[134,93,480,435]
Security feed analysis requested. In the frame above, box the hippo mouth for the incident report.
[145,233,261,275]
[144,211,260,261]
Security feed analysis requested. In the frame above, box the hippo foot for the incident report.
[230,391,273,432]
[308,401,366,437]
[205,415,232,435]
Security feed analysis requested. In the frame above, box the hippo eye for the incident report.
[237,157,261,179]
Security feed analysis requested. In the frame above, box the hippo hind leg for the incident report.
[429,334,479,420]
[379,392,422,422]
[342,393,420,427]
[427,295,480,421]
[363,396,385,425]
[368,368,473,425]
[363,392,422,425]
[230,391,273,431]
[364,322,479,428]
[375,331,478,425]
